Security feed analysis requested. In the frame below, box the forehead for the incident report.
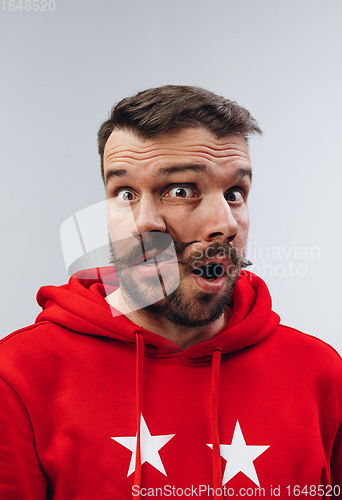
[103,127,251,182]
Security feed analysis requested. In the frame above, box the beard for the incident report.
[144,273,237,328]
[109,233,251,328]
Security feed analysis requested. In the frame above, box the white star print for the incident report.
[111,415,175,476]
[207,420,269,487]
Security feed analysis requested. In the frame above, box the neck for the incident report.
[105,288,232,350]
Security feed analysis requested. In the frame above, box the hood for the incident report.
[36,268,280,362]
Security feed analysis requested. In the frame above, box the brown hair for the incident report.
[98,85,262,181]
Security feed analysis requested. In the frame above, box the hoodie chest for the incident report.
[30,344,335,497]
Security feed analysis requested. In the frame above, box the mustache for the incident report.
[110,233,196,271]
[110,233,252,272]
[178,240,252,270]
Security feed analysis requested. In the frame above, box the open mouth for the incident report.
[192,263,225,281]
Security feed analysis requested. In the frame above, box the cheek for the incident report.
[163,209,201,241]
[237,204,249,229]
[241,212,249,233]
[107,202,138,241]
[234,210,249,250]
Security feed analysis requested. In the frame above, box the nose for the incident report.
[201,196,239,243]
[133,196,166,238]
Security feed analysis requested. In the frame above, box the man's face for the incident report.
[104,127,252,327]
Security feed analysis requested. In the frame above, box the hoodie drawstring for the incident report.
[132,336,223,498]
[211,348,223,499]
[133,332,145,500]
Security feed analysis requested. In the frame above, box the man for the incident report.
[0,86,341,499]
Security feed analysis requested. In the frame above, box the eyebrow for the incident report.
[105,164,208,184]
[159,163,209,175]
[164,164,253,182]
[105,168,127,184]
[105,164,252,184]
[237,167,252,181]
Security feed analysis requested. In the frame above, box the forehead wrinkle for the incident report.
[103,131,252,186]
[105,151,250,170]
[104,128,250,161]
[104,142,250,163]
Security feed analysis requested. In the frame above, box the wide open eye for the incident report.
[116,189,136,202]
[167,186,197,198]
[225,189,244,203]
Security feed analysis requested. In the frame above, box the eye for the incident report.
[166,186,197,199]
[116,189,136,202]
[225,189,244,203]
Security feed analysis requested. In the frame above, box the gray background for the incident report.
[1,0,341,352]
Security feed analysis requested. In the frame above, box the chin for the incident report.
[143,275,236,328]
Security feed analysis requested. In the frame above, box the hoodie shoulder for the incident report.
[277,323,342,360]
[269,324,342,389]
[0,322,46,347]
[0,322,55,379]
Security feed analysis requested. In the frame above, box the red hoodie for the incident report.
[0,269,341,499]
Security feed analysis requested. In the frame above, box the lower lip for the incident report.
[191,273,227,293]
